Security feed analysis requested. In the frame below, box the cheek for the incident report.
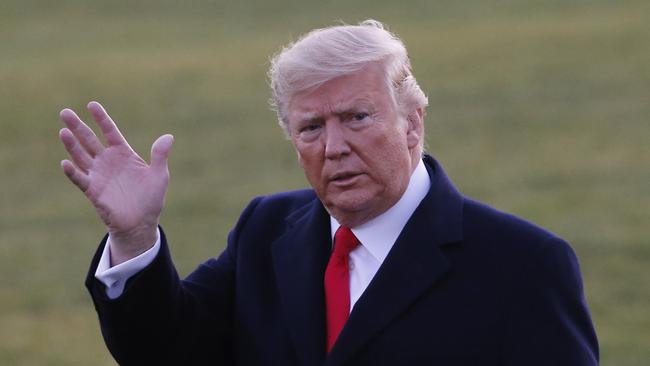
[295,145,324,182]
[365,131,412,181]
[296,150,305,169]
[373,130,408,161]
[293,141,312,167]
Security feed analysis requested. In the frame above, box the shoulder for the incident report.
[459,203,600,363]
[228,188,319,241]
[256,188,318,209]
[454,197,586,301]
[242,189,318,220]
[456,197,582,280]
[461,197,566,251]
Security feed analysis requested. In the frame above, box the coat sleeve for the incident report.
[85,197,263,365]
[501,237,599,365]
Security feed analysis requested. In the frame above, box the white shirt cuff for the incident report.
[94,228,161,299]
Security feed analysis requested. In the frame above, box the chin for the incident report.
[325,194,378,225]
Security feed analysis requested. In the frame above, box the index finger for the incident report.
[87,101,128,147]
[59,108,105,156]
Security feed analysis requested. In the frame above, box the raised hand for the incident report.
[59,101,174,265]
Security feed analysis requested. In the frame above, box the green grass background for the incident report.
[1,0,648,364]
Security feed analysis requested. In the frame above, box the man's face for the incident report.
[287,63,422,227]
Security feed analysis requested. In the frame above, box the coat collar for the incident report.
[272,155,464,365]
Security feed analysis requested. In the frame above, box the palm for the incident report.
[59,101,174,252]
[86,144,165,233]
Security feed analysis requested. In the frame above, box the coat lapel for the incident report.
[272,198,332,365]
[326,155,464,365]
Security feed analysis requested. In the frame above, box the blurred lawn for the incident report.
[1,0,648,364]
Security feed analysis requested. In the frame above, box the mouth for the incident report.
[329,171,363,186]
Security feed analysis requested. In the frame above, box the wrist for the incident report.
[109,224,158,266]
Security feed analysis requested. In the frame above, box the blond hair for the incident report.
[269,19,428,136]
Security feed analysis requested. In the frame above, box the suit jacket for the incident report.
[86,155,599,365]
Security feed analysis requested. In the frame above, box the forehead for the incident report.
[287,64,392,120]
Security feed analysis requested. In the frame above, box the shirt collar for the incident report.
[330,158,430,262]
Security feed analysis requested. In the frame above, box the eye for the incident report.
[297,123,322,142]
[353,112,369,121]
[301,124,321,132]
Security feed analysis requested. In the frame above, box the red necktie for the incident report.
[325,226,360,352]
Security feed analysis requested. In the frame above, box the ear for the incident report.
[405,107,424,149]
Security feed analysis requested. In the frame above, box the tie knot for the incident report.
[333,226,359,257]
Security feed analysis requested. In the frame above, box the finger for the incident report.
[150,134,174,171]
[61,160,90,192]
[59,128,93,172]
[59,108,105,157]
[87,101,128,147]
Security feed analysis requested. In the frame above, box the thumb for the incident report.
[150,134,174,171]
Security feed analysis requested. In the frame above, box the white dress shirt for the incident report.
[95,230,162,299]
[96,159,430,302]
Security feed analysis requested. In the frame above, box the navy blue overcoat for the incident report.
[86,155,599,365]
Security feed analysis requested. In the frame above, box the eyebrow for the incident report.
[294,98,375,124]
[332,98,374,114]
[293,113,323,125]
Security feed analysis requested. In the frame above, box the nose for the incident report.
[324,121,351,160]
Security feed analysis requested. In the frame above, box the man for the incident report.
[59,20,598,365]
